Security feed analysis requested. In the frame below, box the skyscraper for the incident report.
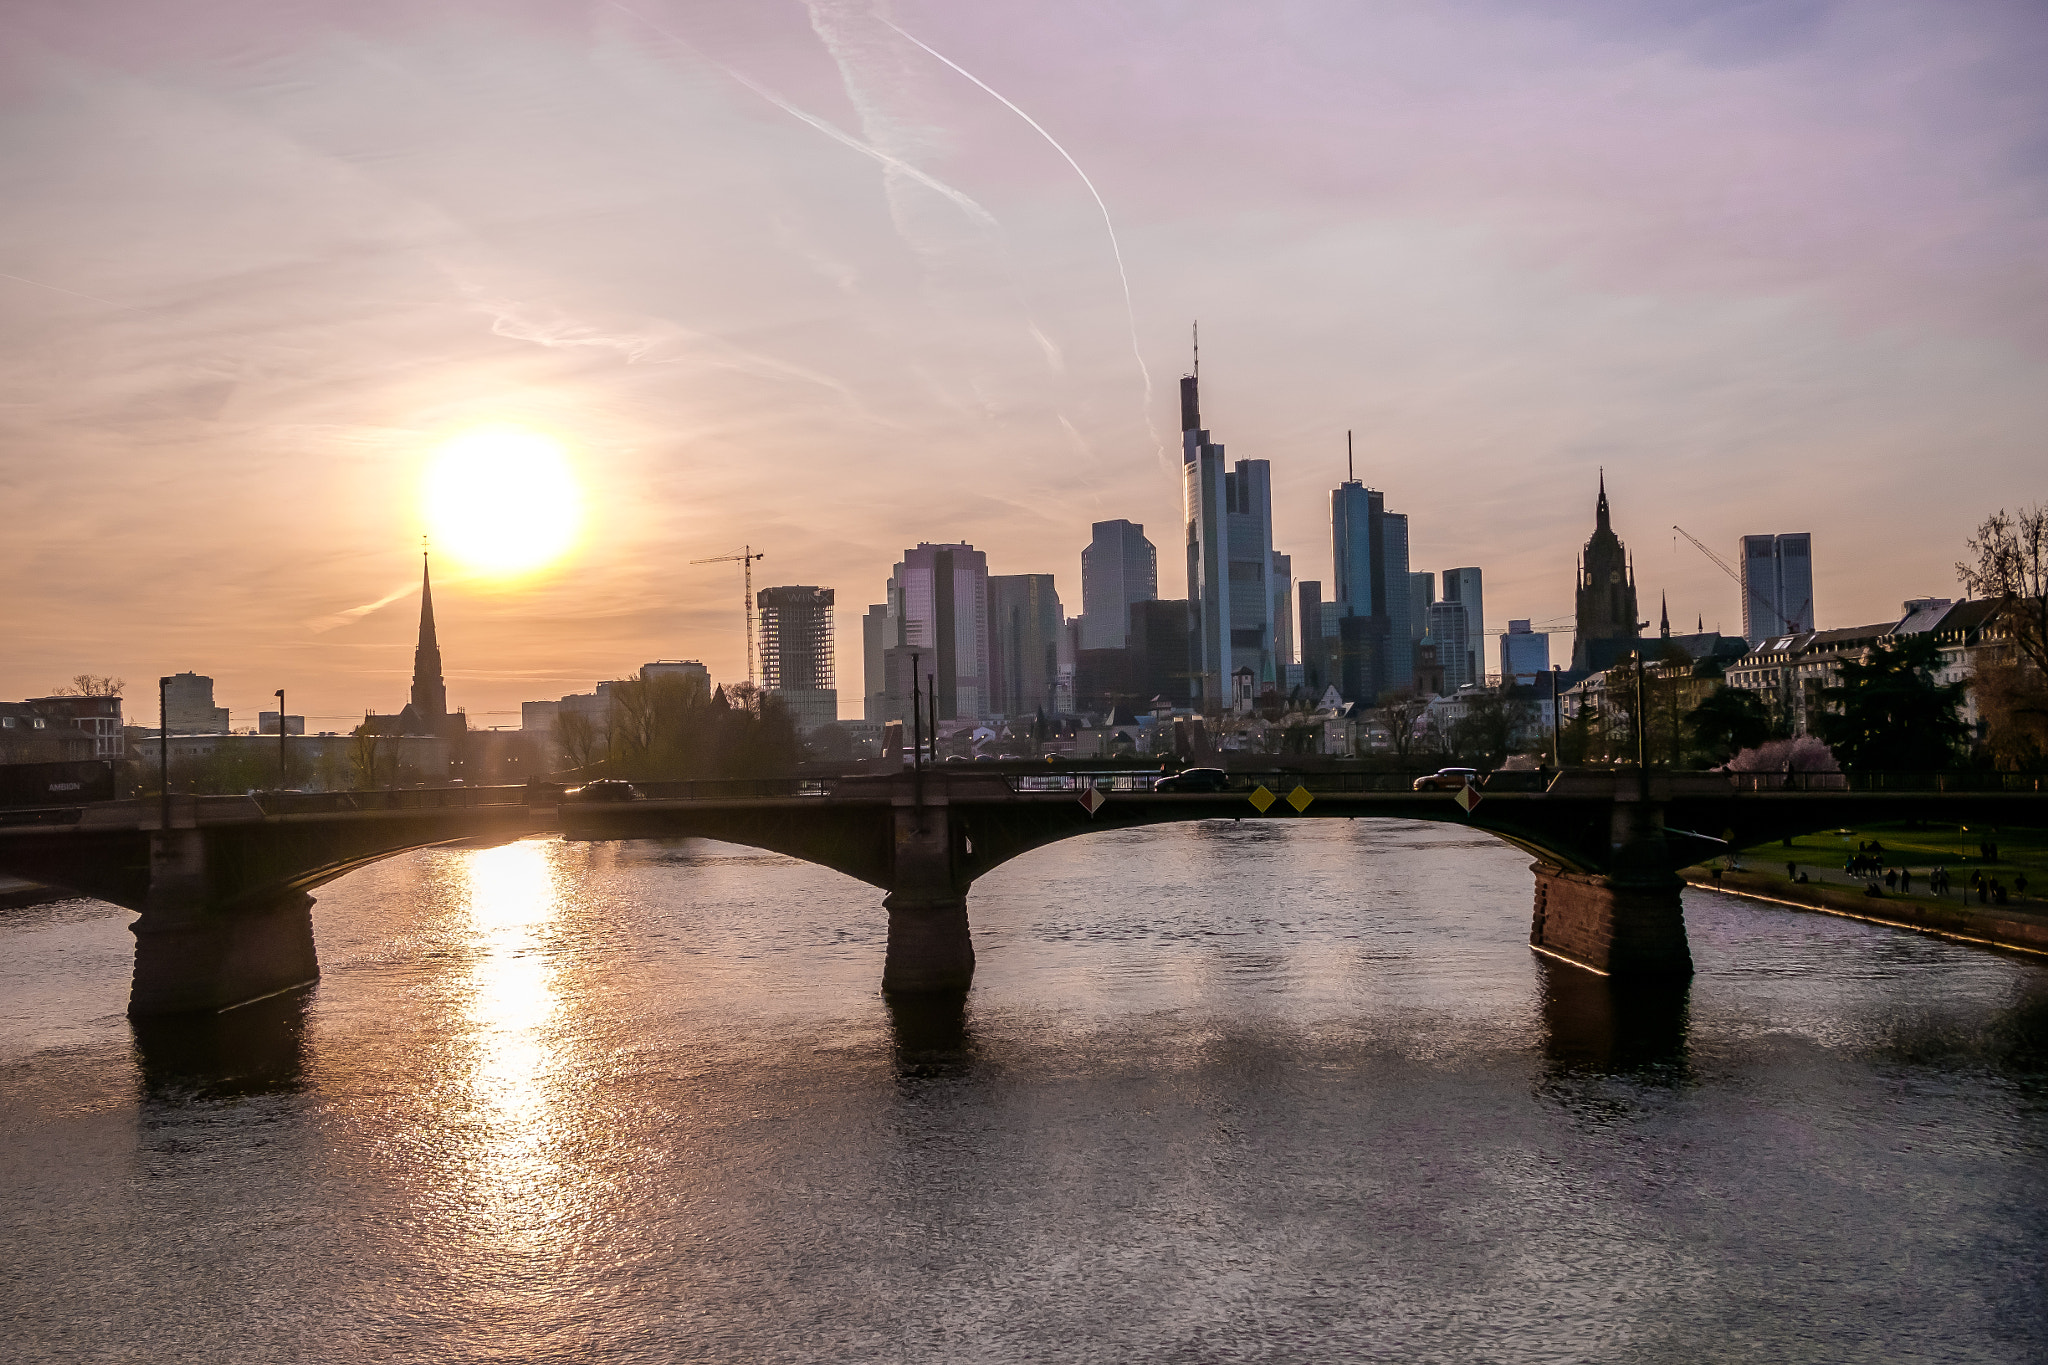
[888,543,991,722]
[1079,520,1156,650]
[757,585,837,731]
[988,573,1063,717]
[1570,474,1641,671]
[1181,373,1284,709]
[1499,620,1550,684]
[1441,567,1483,688]
[1740,533,1816,642]
[861,603,893,722]
[1330,474,1413,704]
[1270,551,1294,671]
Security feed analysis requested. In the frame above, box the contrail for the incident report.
[305,579,418,634]
[606,1,997,229]
[881,18,1160,456]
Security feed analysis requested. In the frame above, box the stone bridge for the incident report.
[2,770,2043,1015]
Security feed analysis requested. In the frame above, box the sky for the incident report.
[3,0,2045,728]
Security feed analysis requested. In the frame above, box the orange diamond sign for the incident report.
[1453,782,1482,813]
[1078,786,1107,817]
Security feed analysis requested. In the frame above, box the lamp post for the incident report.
[157,675,171,831]
[1550,664,1561,769]
[910,651,923,772]
[275,688,288,790]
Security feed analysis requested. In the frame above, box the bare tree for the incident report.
[1380,689,1432,763]
[553,709,603,776]
[1958,504,2048,677]
[51,674,125,697]
[349,726,384,789]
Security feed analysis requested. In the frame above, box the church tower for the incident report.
[410,552,449,726]
[1570,473,1641,670]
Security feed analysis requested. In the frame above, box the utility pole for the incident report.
[275,688,288,789]
[691,545,768,688]
[910,652,923,774]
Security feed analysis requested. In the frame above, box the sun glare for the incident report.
[424,427,582,576]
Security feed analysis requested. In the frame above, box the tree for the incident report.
[1958,505,2048,677]
[51,674,124,697]
[1450,692,1516,767]
[349,727,385,788]
[553,709,604,775]
[1379,689,1432,763]
[1968,659,2048,768]
[1813,634,1969,772]
[1685,686,1771,764]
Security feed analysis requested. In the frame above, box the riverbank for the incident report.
[1687,867,2048,957]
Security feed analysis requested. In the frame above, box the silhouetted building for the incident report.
[1080,520,1157,650]
[988,573,1062,718]
[257,712,306,736]
[1298,581,1330,694]
[1441,567,1484,688]
[757,586,837,731]
[1181,373,1285,709]
[861,603,893,721]
[1740,532,1816,643]
[1571,474,1641,672]
[364,555,467,739]
[1130,598,1193,708]
[161,672,229,735]
[641,660,710,694]
[1331,474,1413,703]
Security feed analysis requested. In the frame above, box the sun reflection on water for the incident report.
[458,839,567,1233]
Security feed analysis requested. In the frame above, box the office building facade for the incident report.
[1740,533,1816,643]
[756,586,836,730]
[1499,620,1550,684]
[988,573,1063,718]
[887,543,990,722]
[1079,520,1157,650]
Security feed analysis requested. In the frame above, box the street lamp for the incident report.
[275,688,288,790]
[157,675,172,830]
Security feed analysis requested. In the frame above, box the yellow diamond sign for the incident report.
[1286,785,1314,812]
[1247,785,1277,813]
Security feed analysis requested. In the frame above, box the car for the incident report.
[1412,767,1481,792]
[564,779,641,803]
[1155,767,1229,793]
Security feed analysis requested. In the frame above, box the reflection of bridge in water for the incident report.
[2,770,2043,1016]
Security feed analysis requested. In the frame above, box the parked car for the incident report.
[1155,767,1229,793]
[564,779,640,803]
[1412,767,1480,792]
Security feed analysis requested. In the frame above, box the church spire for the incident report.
[410,550,448,724]
[1660,591,1671,639]
[1596,467,1610,532]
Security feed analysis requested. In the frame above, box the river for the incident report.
[3,820,2045,1362]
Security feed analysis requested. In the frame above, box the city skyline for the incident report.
[5,2,2044,722]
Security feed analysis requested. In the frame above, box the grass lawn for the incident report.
[1729,821,2047,906]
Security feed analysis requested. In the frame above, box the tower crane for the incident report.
[691,545,767,688]
[1672,525,1808,638]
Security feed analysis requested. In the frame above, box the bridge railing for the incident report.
[248,786,531,816]
[1008,770,1438,795]
[1727,771,2048,793]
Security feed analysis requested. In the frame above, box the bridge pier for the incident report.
[882,801,975,993]
[128,829,320,1017]
[1527,788,1694,979]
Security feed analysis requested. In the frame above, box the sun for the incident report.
[423,427,582,576]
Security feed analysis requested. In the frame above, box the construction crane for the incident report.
[1672,525,1811,638]
[691,545,767,688]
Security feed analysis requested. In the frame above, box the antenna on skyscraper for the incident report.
[1192,320,1199,380]
[1347,430,1354,483]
